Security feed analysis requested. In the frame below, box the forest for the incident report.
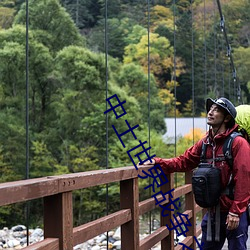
[0,0,249,227]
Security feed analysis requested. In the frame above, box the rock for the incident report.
[113,240,121,249]
[0,230,7,238]
[92,245,101,250]
[100,240,108,246]
[108,236,116,243]
[87,238,94,245]
[11,226,26,232]
[12,231,25,238]
[113,227,120,240]
[7,239,20,247]
[73,242,87,249]
[30,228,43,238]
[95,234,106,243]
[107,231,114,237]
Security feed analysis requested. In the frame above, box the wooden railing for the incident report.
[0,165,204,250]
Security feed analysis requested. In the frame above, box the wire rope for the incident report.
[76,0,79,27]
[203,0,207,98]
[104,0,109,248]
[25,0,30,245]
[213,0,217,94]
[218,32,225,96]
[147,0,152,234]
[172,1,178,210]
[191,0,195,145]
[172,1,178,244]
[215,0,242,104]
[173,0,177,159]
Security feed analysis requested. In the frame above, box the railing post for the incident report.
[44,192,73,250]
[185,171,197,249]
[161,173,174,250]
[120,178,139,250]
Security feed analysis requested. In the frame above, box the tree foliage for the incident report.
[14,0,84,52]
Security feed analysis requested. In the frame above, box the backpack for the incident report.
[235,105,250,142]
[192,131,241,208]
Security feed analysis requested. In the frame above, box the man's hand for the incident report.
[137,159,155,167]
[226,213,240,230]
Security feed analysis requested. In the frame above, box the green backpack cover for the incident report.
[235,105,250,141]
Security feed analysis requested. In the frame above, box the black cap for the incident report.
[206,97,237,119]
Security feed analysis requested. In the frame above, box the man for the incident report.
[141,97,250,250]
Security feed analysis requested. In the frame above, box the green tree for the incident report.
[116,63,165,132]
[61,0,101,28]
[14,0,84,52]
[234,46,250,102]
[86,17,138,60]
[0,6,15,29]
[124,32,185,87]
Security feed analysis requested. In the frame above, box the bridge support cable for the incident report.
[172,0,179,245]
[215,0,242,104]
[104,0,110,248]
[203,0,208,98]
[213,0,218,96]
[25,0,30,246]
[172,0,177,160]
[146,0,153,235]
[191,0,195,145]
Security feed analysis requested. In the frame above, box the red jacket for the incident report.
[154,124,250,216]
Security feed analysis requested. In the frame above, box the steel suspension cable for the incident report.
[173,0,177,161]
[203,0,207,98]
[218,34,225,96]
[25,0,29,181]
[147,0,152,234]
[25,0,30,245]
[216,0,242,104]
[172,1,180,243]
[213,0,217,94]
[191,0,195,144]
[104,0,109,248]
[147,1,151,169]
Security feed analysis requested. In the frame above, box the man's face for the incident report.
[207,104,226,127]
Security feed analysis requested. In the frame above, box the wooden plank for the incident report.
[57,165,151,192]
[0,177,59,206]
[173,184,192,198]
[174,236,193,250]
[185,171,197,249]
[0,165,153,206]
[140,226,169,250]
[196,225,202,238]
[73,209,131,245]
[22,238,59,250]
[120,178,139,250]
[161,173,175,250]
[139,196,156,215]
[44,192,73,250]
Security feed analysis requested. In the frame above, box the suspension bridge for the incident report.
[0,0,249,249]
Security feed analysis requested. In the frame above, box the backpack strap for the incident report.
[223,131,242,169]
[200,142,208,163]
[222,132,242,200]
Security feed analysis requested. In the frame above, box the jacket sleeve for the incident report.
[229,136,250,215]
[154,140,203,174]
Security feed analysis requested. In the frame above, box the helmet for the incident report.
[206,97,237,120]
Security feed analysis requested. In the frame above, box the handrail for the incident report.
[0,165,203,249]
